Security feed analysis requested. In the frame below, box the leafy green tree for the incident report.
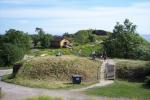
[0,43,25,66]
[89,34,96,42]
[74,30,93,44]
[35,27,45,41]
[63,32,74,38]
[41,34,53,48]
[4,29,31,51]
[31,34,39,47]
[0,29,31,66]
[35,27,53,48]
[104,19,149,59]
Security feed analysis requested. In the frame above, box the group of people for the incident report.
[92,51,107,60]
[56,49,107,60]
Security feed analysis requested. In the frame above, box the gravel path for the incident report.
[1,81,125,100]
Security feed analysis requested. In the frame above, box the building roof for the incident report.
[51,36,69,42]
[92,30,107,35]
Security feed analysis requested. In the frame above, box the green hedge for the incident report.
[115,60,150,82]
[145,76,150,86]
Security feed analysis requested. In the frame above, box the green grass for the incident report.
[85,81,150,99]
[0,67,12,69]
[28,43,102,57]
[2,75,95,89]
[25,95,63,100]
[17,55,100,81]
[24,95,98,100]
[114,59,150,68]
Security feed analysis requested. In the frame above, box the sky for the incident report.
[0,0,150,36]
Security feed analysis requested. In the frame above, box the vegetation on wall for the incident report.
[115,59,150,82]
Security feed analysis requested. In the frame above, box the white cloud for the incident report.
[0,2,150,35]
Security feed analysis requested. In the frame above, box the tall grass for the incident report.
[2,55,101,89]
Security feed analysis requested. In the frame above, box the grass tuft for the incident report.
[25,95,65,100]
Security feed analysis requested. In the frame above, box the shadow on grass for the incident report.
[142,84,150,89]
[63,83,81,85]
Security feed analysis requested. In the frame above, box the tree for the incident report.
[74,30,93,44]
[35,27,45,41]
[0,29,31,66]
[41,34,53,48]
[35,27,53,48]
[31,34,39,47]
[104,19,149,59]
[89,34,96,42]
[4,29,31,51]
[63,32,74,38]
[0,43,25,66]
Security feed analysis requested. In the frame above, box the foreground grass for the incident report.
[25,95,97,100]
[85,81,150,99]
[25,95,63,100]
[2,75,95,89]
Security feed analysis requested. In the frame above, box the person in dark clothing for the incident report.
[92,51,96,60]
[102,51,107,60]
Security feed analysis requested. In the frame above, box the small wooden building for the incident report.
[51,37,70,48]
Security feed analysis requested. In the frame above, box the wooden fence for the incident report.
[105,63,115,80]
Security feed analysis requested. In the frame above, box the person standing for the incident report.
[103,51,107,60]
[92,51,96,60]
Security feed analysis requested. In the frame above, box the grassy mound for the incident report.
[2,55,101,89]
[19,55,100,81]
[115,59,150,82]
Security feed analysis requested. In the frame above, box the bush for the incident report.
[116,60,150,82]
[4,29,31,51]
[145,76,150,86]
[0,43,25,66]
[0,57,5,67]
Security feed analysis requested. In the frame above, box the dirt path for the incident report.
[1,81,125,100]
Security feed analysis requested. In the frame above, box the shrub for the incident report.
[115,60,150,82]
[4,29,31,51]
[0,43,25,66]
[145,76,150,86]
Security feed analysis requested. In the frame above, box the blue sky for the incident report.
[0,0,150,35]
